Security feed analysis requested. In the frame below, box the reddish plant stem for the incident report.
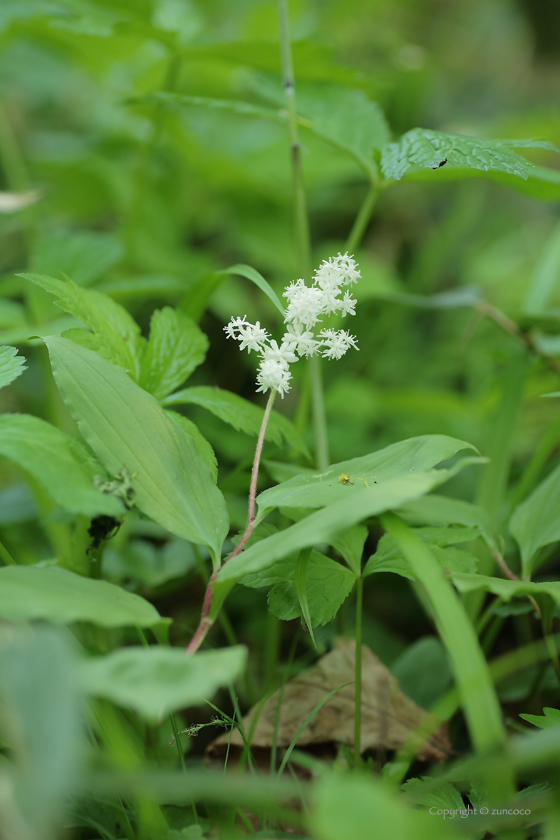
[186,390,277,654]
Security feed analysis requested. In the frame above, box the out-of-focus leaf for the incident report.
[0,413,122,517]
[364,526,480,579]
[0,189,41,213]
[510,462,560,577]
[180,262,284,322]
[104,536,199,589]
[0,345,26,389]
[0,625,82,840]
[257,435,479,512]
[20,274,145,379]
[162,385,310,458]
[391,637,452,709]
[80,646,247,721]
[381,129,559,182]
[398,495,494,546]
[330,524,368,576]
[402,776,464,812]
[452,572,560,609]
[0,566,165,628]
[139,307,208,400]
[522,218,560,315]
[45,337,229,564]
[29,231,124,286]
[166,410,218,482]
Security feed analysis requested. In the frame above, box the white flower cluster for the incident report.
[224,253,360,397]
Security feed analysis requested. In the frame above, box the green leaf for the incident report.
[162,385,311,458]
[0,625,82,838]
[44,337,229,563]
[330,524,368,576]
[215,465,477,607]
[165,410,218,482]
[0,566,164,628]
[451,572,560,609]
[398,494,494,546]
[519,708,560,730]
[0,413,122,516]
[295,84,390,178]
[0,344,26,388]
[256,434,479,512]
[381,129,559,182]
[80,646,247,721]
[391,638,452,708]
[364,526,480,579]
[510,462,560,578]
[181,263,284,322]
[139,307,208,400]
[380,515,507,762]
[402,777,464,812]
[522,218,560,316]
[242,537,355,628]
[19,273,145,379]
[29,231,124,286]
[310,773,450,840]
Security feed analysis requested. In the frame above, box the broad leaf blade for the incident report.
[0,566,164,628]
[0,344,26,389]
[45,337,229,562]
[20,273,145,379]
[381,129,559,182]
[364,528,480,579]
[80,646,247,721]
[0,413,122,516]
[165,410,218,482]
[257,434,479,512]
[139,307,208,400]
[163,385,310,458]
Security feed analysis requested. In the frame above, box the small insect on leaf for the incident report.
[338,473,369,488]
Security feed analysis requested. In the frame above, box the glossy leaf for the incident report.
[80,645,247,721]
[139,307,208,400]
[45,337,229,563]
[0,413,122,516]
[20,273,145,378]
[510,463,560,578]
[0,565,164,627]
[0,344,26,388]
[381,129,559,182]
[162,385,310,458]
[257,434,479,512]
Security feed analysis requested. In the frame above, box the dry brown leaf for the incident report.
[209,638,451,762]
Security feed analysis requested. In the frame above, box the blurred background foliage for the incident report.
[1,0,560,736]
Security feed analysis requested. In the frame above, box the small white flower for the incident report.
[224,315,247,339]
[256,358,292,397]
[282,323,320,357]
[261,339,298,365]
[338,290,357,317]
[224,317,269,353]
[284,285,324,329]
[319,328,359,360]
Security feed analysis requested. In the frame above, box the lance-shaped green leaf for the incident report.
[0,344,26,389]
[215,464,478,609]
[510,463,560,578]
[0,566,164,628]
[44,337,229,563]
[139,307,208,400]
[19,273,145,379]
[165,410,217,482]
[80,645,247,721]
[0,413,122,517]
[181,263,284,322]
[162,385,310,458]
[381,129,559,182]
[257,434,479,512]
[398,494,493,544]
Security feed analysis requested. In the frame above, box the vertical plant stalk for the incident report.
[277,0,329,472]
[354,575,363,768]
[345,184,378,254]
[186,390,277,654]
[0,539,16,566]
